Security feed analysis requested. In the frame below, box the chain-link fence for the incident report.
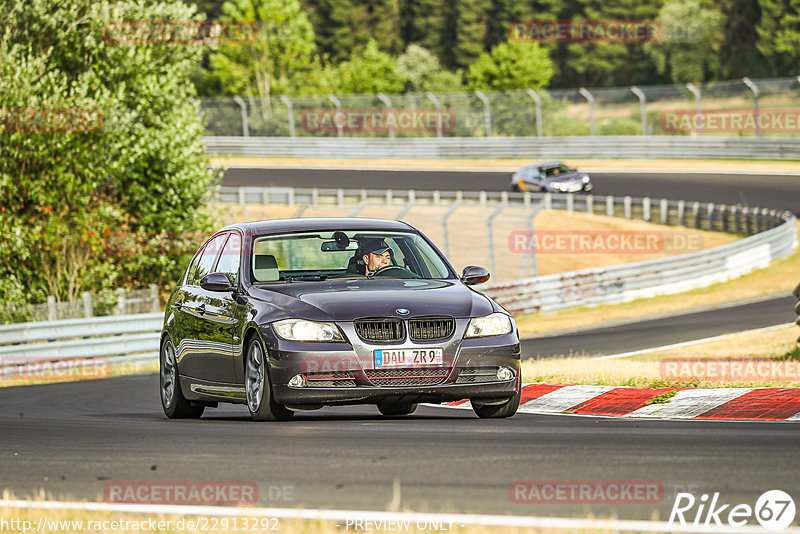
[200,76,800,139]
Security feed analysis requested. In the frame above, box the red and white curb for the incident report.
[443,384,800,421]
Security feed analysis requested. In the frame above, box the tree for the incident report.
[397,44,464,92]
[466,41,554,90]
[756,0,800,74]
[0,0,215,311]
[333,39,406,94]
[644,0,724,83]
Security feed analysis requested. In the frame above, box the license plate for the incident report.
[374,348,443,368]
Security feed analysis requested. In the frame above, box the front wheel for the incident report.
[472,378,521,419]
[160,337,204,419]
[245,337,294,421]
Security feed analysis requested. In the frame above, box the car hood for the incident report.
[542,171,583,183]
[248,279,494,322]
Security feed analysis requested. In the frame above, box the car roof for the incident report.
[219,217,415,236]
[521,161,563,170]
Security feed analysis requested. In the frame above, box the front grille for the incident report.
[355,319,405,342]
[365,368,449,387]
[409,317,455,341]
[455,367,498,384]
[306,372,356,388]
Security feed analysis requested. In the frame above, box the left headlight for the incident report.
[582,174,591,183]
[273,319,344,342]
[465,312,513,338]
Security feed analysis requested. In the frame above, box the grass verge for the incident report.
[520,325,800,388]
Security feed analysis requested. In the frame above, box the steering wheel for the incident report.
[367,265,420,279]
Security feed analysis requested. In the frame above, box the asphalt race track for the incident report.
[2,167,798,523]
[522,295,796,359]
[222,168,800,215]
[2,374,800,521]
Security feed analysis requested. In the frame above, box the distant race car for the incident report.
[159,218,522,421]
[511,161,592,193]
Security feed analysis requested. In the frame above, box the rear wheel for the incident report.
[472,378,521,419]
[245,337,294,421]
[160,338,204,419]
[377,401,418,416]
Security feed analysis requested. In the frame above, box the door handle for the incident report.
[173,302,182,311]
[197,304,206,315]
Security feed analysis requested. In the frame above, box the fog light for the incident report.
[288,374,306,388]
[497,367,514,381]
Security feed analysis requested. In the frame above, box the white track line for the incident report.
[1,499,794,533]
[593,323,795,361]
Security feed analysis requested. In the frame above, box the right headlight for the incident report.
[273,319,344,342]
[465,312,513,338]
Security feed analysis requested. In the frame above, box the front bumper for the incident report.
[261,323,521,407]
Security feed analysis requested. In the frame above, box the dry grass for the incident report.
[521,325,800,388]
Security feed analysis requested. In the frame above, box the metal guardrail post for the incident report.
[82,292,93,318]
[642,197,651,221]
[631,86,647,135]
[586,194,593,214]
[280,96,295,138]
[238,187,246,207]
[678,200,685,225]
[521,205,543,278]
[692,202,701,228]
[743,77,760,138]
[425,92,443,138]
[578,88,595,136]
[474,90,492,137]
[385,190,392,206]
[441,197,463,257]
[486,200,507,278]
[377,93,394,139]
[707,203,715,230]
[149,285,160,313]
[624,196,632,219]
[233,96,249,137]
[526,89,543,137]
[544,193,552,210]
[606,195,614,217]
[337,189,344,208]
[47,296,56,322]
[396,190,416,219]
[660,198,668,224]
[566,193,574,213]
[328,94,343,138]
[685,83,702,136]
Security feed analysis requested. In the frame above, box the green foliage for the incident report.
[644,0,725,83]
[756,0,800,74]
[333,40,406,94]
[466,41,554,91]
[396,45,464,92]
[0,0,215,310]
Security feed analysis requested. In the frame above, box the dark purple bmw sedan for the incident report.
[160,218,521,421]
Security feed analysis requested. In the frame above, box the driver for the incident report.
[360,238,393,276]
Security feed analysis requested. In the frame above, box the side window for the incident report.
[191,233,228,286]
[215,233,242,285]
[185,248,204,284]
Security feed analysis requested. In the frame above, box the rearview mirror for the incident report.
[200,272,233,292]
[461,265,490,286]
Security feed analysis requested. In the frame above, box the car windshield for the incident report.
[542,164,575,177]
[250,230,453,283]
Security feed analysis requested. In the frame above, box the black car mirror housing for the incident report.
[461,265,490,285]
[200,272,234,292]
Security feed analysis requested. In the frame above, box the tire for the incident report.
[245,336,294,422]
[472,378,521,419]
[160,337,204,419]
[377,401,418,416]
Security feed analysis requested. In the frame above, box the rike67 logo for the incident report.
[670,490,795,531]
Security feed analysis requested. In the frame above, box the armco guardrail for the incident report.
[204,136,800,160]
[0,313,163,375]
[485,211,797,315]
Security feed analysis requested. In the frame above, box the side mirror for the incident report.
[200,272,233,292]
[461,265,490,286]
